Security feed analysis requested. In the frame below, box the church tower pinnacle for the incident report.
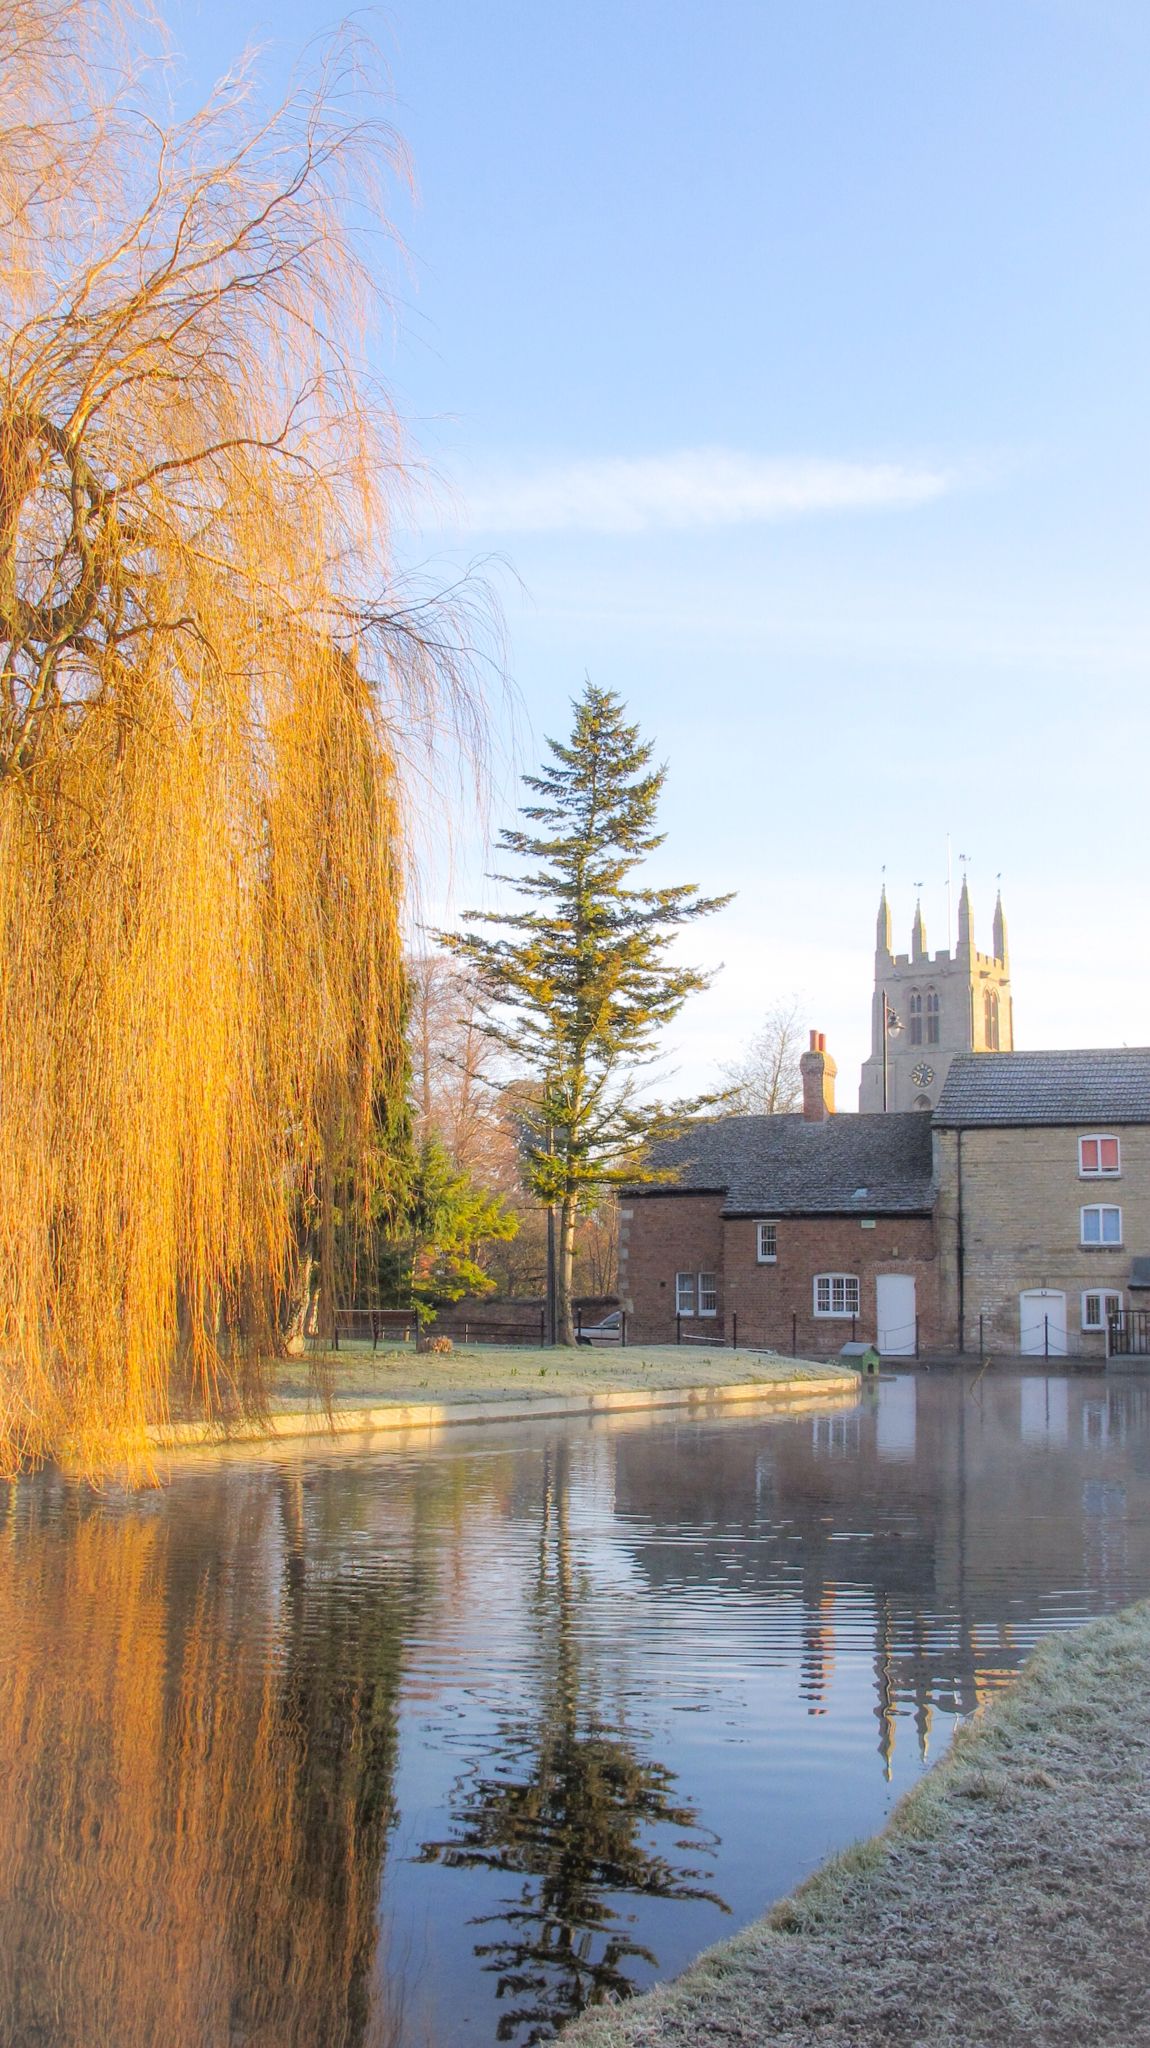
[858,877,1014,1113]
[993,890,1008,967]
[876,884,892,959]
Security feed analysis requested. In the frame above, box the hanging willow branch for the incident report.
[0,0,489,1474]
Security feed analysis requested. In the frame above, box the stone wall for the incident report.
[934,1123,1150,1357]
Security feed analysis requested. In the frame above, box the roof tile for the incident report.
[933,1050,1150,1126]
[631,1112,935,1216]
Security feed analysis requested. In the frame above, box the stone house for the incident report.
[933,1049,1150,1360]
[621,1039,1150,1362]
[620,1036,941,1358]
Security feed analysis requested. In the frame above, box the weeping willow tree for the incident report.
[0,0,485,1474]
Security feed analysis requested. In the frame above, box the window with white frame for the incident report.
[1082,1290,1123,1333]
[1081,1204,1122,1246]
[1080,1135,1121,1177]
[698,1272,718,1316]
[675,1272,696,1315]
[813,1273,861,1318]
[757,1222,778,1263]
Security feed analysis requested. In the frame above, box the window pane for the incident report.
[1082,1208,1101,1243]
[1103,1207,1121,1243]
[758,1223,777,1261]
[1081,1138,1099,1173]
[816,1277,831,1313]
[1100,1139,1119,1172]
[1084,1294,1101,1329]
[698,1272,717,1314]
[675,1273,695,1314]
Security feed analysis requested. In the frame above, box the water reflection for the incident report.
[0,1471,418,2048]
[2,1371,1150,2048]
[417,1441,725,2044]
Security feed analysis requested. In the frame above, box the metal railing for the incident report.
[328,1307,549,1351]
[1109,1309,1150,1358]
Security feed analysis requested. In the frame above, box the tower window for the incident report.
[926,990,940,1045]
[908,991,922,1046]
[984,988,1000,1050]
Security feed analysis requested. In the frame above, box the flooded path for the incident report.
[3,1369,1149,2048]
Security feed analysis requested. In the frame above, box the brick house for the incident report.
[620,1035,941,1357]
[933,1049,1150,1360]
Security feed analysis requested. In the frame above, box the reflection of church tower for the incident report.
[858,880,1014,1112]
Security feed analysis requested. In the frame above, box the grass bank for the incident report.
[563,1602,1150,2048]
[150,1346,858,1451]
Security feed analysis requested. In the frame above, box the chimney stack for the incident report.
[800,1030,837,1122]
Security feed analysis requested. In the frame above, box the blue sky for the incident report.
[172,0,1150,1100]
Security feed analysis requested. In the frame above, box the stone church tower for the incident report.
[858,880,1013,1112]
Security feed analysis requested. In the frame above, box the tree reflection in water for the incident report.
[418,1442,727,2045]
[0,1469,416,2048]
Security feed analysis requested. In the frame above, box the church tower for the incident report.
[858,881,1014,1112]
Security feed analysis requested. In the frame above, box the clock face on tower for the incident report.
[911,1063,935,1087]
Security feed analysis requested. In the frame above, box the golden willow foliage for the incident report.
[0,0,485,1474]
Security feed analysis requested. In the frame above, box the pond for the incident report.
[3,1368,1150,2048]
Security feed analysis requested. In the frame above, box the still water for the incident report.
[3,1369,1150,2048]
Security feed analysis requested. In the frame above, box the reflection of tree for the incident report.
[419,1442,726,2045]
[0,1470,415,2048]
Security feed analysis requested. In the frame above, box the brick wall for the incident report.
[620,1194,938,1357]
[619,1193,726,1343]
[935,1123,1150,1358]
[723,1213,938,1358]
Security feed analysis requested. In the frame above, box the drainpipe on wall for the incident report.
[956,1128,965,1355]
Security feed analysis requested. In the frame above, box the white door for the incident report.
[876,1273,916,1356]
[1019,1289,1067,1358]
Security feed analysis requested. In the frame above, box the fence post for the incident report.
[914,1314,920,1360]
[540,1307,546,1346]
[792,1310,798,1356]
[576,1307,582,1340]
[1044,1313,1050,1360]
[333,1314,339,1353]
[851,1314,857,1344]
[979,1313,985,1362]
[621,1309,628,1348]
[676,1312,682,1346]
[731,1310,737,1350]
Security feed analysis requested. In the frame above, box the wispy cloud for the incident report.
[455,449,956,535]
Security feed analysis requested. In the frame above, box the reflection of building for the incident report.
[859,880,1013,1113]
[610,1372,1150,1757]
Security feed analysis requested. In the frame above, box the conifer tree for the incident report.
[446,685,731,1344]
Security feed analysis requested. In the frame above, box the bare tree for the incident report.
[720,997,806,1115]
[408,955,507,1179]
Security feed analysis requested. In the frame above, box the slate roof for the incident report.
[629,1112,935,1217]
[933,1050,1150,1128]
